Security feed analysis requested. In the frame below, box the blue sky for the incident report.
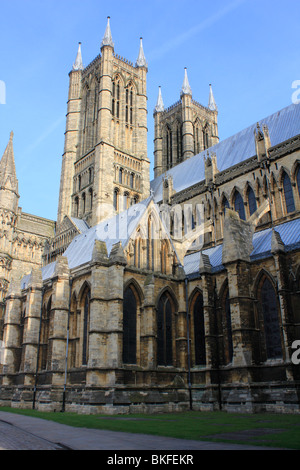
[0,0,299,221]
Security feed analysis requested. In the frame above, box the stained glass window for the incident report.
[157,293,173,366]
[260,278,282,359]
[247,187,257,216]
[123,287,137,364]
[193,294,206,365]
[234,191,246,220]
[283,172,295,213]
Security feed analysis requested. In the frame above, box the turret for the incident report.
[180,68,194,160]
[154,86,164,178]
[57,42,83,227]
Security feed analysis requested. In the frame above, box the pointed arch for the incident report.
[255,270,282,360]
[123,278,144,305]
[156,288,177,366]
[246,183,257,217]
[78,280,91,304]
[189,288,206,366]
[218,279,233,365]
[281,170,295,214]
[231,187,246,220]
[123,284,137,364]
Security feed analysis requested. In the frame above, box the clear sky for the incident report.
[0,0,299,221]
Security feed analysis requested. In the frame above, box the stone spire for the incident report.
[101,16,114,49]
[208,84,217,111]
[181,68,192,96]
[154,86,164,113]
[73,42,84,71]
[136,37,147,68]
[0,131,18,192]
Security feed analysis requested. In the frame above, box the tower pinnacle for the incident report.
[0,131,18,193]
[136,37,147,68]
[101,16,114,49]
[154,86,164,113]
[73,42,84,71]
[181,68,192,96]
[208,84,217,111]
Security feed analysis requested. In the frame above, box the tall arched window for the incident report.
[176,123,182,163]
[123,286,137,364]
[113,188,119,211]
[82,192,86,214]
[193,293,206,366]
[147,216,155,271]
[234,190,246,220]
[161,241,167,274]
[222,196,229,215]
[259,277,282,360]
[119,168,123,184]
[283,171,295,213]
[125,84,134,125]
[157,292,173,366]
[296,167,300,198]
[134,238,141,268]
[247,186,257,216]
[74,197,79,218]
[203,124,209,150]
[18,309,26,372]
[166,125,172,169]
[223,288,233,364]
[112,77,120,118]
[40,296,52,370]
[82,288,90,366]
[89,188,93,211]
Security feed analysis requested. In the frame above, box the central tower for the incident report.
[57,18,150,228]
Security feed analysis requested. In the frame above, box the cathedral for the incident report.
[0,17,300,414]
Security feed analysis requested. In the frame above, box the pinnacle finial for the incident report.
[0,131,18,191]
[154,86,164,113]
[181,67,192,96]
[136,37,147,68]
[73,42,84,71]
[101,16,114,49]
[208,84,217,111]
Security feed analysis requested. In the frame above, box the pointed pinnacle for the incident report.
[208,84,217,111]
[154,86,164,113]
[181,68,192,96]
[136,37,147,68]
[101,16,114,49]
[0,131,18,190]
[73,42,84,71]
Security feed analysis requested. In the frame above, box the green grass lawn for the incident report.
[0,406,299,449]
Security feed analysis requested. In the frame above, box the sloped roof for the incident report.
[150,103,300,202]
[20,197,153,288]
[184,217,300,276]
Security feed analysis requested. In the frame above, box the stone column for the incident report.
[222,210,256,367]
[87,241,126,387]
[48,256,70,386]
[140,274,155,368]
[2,279,22,379]
[22,268,43,387]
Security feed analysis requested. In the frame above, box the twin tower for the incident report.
[57,17,219,231]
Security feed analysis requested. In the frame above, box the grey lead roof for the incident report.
[184,217,300,276]
[150,103,300,202]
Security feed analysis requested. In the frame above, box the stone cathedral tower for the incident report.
[57,18,150,231]
[153,69,219,178]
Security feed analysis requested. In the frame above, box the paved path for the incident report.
[0,411,284,451]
